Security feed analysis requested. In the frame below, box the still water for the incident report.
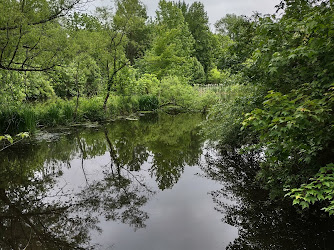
[0,113,333,249]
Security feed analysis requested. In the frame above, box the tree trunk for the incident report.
[74,62,80,121]
[103,91,110,112]
[103,75,114,112]
[74,88,79,121]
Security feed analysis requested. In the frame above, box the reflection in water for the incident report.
[0,113,206,249]
[0,166,96,249]
[1,113,333,249]
[202,145,334,250]
[76,127,152,230]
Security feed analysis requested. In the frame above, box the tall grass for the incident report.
[38,102,62,126]
[20,106,37,132]
[63,102,74,122]
[0,95,145,133]
[0,88,218,134]
[138,95,159,111]
[203,83,264,145]
[80,97,105,121]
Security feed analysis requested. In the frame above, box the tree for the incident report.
[0,0,82,72]
[140,0,203,82]
[114,0,151,64]
[239,0,334,213]
[49,12,103,99]
[88,7,130,112]
[215,14,256,72]
[178,1,215,78]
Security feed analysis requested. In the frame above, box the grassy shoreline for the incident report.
[0,93,212,134]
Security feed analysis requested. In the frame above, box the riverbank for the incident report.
[0,90,216,134]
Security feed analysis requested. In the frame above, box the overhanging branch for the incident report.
[0,0,82,31]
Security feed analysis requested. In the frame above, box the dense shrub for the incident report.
[79,97,105,121]
[138,95,159,111]
[204,83,263,145]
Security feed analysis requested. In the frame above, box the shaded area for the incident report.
[0,166,97,250]
[202,145,334,250]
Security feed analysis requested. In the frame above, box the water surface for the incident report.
[0,113,333,249]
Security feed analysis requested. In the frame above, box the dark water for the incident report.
[0,113,333,250]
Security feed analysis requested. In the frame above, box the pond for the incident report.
[0,113,333,250]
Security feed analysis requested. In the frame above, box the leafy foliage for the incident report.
[178,1,215,77]
[205,83,262,145]
[140,0,198,82]
[242,85,333,166]
[285,163,334,214]
[204,0,334,214]
[0,132,29,151]
[0,0,77,71]
[138,95,159,111]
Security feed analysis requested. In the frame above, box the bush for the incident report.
[158,76,219,112]
[117,96,139,115]
[197,90,219,113]
[136,74,160,96]
[0,105,38,134]
[159,76,194,108]
[138,95,159,111]
[207,67,221,84]
[79,97,105,121]
[38,101,63,126]
[242,85,334,204]
[204,83,262,145]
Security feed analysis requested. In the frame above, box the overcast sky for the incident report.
[89,0,281,28]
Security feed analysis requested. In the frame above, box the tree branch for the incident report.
[0,63,55,72]
[0,0,82,31]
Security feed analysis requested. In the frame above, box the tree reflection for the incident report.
[147,114,204,190]
[203,146,334,250]
[75,127,153,230]
[0,113,206,249]
[0,168,97,250]
[0,132,152,249]
[78,173,150,229]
